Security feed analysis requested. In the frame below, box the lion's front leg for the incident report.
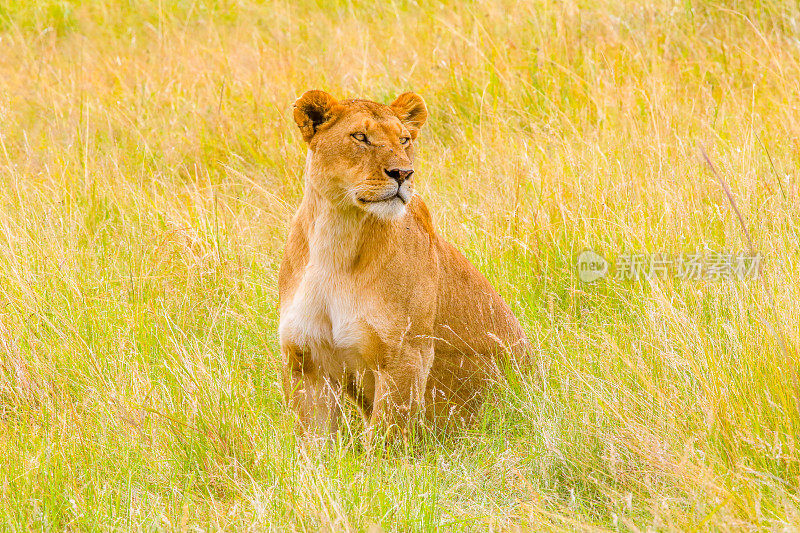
[281,345,342,442]
[367,343,434,441]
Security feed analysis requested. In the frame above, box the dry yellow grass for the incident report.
[0,0,798,530]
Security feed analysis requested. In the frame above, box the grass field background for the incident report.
[1,0,799,530]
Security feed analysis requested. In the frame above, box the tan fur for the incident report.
[278,90,528,440]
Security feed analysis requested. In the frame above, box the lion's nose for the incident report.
[384,167,414,184]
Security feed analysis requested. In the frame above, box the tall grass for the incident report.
[0,0,798,529]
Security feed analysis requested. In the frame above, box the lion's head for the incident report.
[293,90,428,220]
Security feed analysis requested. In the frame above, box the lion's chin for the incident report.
[361,196,408,220]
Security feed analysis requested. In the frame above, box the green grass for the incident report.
[0,0,798,529]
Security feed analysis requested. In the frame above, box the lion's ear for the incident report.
[390,92,428,139]
[293,90,338,143]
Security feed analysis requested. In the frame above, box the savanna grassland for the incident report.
[0,0,799,530]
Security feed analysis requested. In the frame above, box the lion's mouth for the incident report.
[358,189,411,204]
[359,194,401,204]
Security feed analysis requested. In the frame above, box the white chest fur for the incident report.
[278,266,364,351]
[278,208,372,373]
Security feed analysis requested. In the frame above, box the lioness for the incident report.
[278,90,528,440]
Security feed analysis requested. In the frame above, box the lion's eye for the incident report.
[399,137,410,145]
[352,133,369,143]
